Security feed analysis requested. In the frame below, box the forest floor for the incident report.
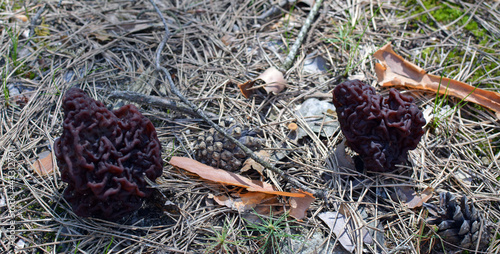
[1,0,500,253]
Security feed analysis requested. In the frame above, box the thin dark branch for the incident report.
[29,4,47,39]
[148,0,324,199]
[108,91,209,117]
[280,0,324,72]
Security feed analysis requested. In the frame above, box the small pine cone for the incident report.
[424,192,493,250]
[194,125,262,171]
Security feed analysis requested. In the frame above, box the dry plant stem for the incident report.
[280,0,324,72]
[29,4,46,38]
[149,0,323,199]
[108,91,205,117]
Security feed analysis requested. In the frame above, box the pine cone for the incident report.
[194,125,262,171]
[424,192,492,250]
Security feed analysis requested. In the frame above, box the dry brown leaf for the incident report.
[333,140,355,171]
[374,43,500,119]
[91,32,112,42]
[238,67,286,98]
[240,150,269,175]
[221,34,236,46]
[32,151,54,176]
[169,156,306,197]
[289,190,315,220]
[115,23,153,34]
[319,207,373,253]
[318,211,355,252]
[396,186,434,209]
[257,67,286,94]
[237,80,255,99]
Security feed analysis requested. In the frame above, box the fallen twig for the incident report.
[280,0,324,72]
[148,0,324,199]
[108,91,208,117]
[29,4,46,40]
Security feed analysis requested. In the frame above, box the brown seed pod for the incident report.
[194,125,262,171]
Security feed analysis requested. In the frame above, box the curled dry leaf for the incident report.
[238,67,286,98]
[170,156,315,220]
[258,66,286,94]
[221,34,236,46]
[169,156,306,197]
[319,209,373,253]
[333,140,355,171]
[32,151,54,176]
[319,211,355,252]
[237,80,255,99]
[374,43,500,119]
[395,186,434,209]
[289,190,315,220]
[240,150,269,175]
[212,192,278,213]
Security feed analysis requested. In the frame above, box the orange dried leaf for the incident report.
[374,43,500,119]
[169,156,306,197]
[212,192,278,212]
[237,80,255,98]
[289,189,315,220]
[32,151,54,176]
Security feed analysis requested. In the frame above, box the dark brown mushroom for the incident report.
[54,88,162,220]
[332,80,426,172]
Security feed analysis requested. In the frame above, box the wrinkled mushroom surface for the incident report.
[332,80,425,172]
[54,88,162,220]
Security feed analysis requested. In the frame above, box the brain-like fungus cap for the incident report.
[54,88,163,220]
[332,80,426,172]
